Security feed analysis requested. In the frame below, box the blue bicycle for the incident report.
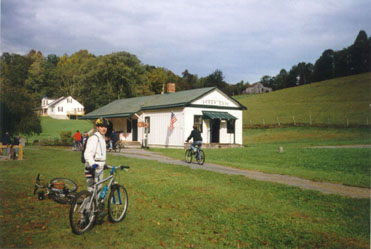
[185,144,205,165]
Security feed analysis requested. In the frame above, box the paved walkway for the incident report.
[111,149,370,199]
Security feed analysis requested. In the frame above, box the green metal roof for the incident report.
[83,87,246,119]
[202,111,237,120]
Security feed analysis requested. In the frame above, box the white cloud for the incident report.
[1,0,370,83]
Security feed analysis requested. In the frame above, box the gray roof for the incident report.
[83,87,246,119]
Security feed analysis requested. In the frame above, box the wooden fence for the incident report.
[0,145,23,160]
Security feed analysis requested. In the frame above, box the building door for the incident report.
[211,119,220,143]
[132,119,138,141]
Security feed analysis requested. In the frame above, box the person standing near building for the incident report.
[83,117,109,193]
[82,131,89,145]
[109,129,119,151]
[72,130,82,150]
[3,132,11,156]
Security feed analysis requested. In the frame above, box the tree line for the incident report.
[1,30,369,136]
[260,30,370,90]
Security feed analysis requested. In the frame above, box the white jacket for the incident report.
[84,131,106,174]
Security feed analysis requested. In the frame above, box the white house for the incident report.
[243,82,272,94]
[83,85,247,148]
[41,96,85,119]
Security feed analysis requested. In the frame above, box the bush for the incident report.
[60,131,73,145]
[53,137,60,145]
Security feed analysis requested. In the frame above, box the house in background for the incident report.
[41,96,85,119]
[243,82,272,94]
[82,84,247,149]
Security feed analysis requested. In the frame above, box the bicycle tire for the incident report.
[198,150,205,165]
[108,184,128,223]
[50,178,78,193]
[185,149,193,163]
[51,192,76,204]
[69,190,95,235]
[34,173,41,195]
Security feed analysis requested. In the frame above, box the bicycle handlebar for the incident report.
[104,165,130,170]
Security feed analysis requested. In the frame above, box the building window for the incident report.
[194,115,203,132]
[227,119,235,134]
[67,98,72,103]
[58,107,63,112]
[127,119,132,133]
[145,117,150,134]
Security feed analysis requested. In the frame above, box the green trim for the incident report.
[202,111,237,120]
[81,112,134,120]
[187,104,243,110]
[141,103,187,110]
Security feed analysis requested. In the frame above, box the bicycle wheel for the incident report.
[70,190,96,235]
[185,149,193,163]
[49,178,78,204]
[50,178,78,193]
[198,150,205,165]
[108,184,128,223]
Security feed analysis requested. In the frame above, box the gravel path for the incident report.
[112,149,370,199]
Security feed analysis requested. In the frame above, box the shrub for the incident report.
[60,131,73,145]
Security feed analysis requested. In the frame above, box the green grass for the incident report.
[0,147,369,248]
[234,73,371,126]
[153,127,371,187]
[24,117,94,143]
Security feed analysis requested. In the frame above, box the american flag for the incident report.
[170,112,177,131]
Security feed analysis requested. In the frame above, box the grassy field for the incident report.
[24,117,93,143]
[153,127,371,188]
[234,73,371,127]
[0,147,369,248]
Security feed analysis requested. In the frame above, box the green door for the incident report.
[132,119,137,141]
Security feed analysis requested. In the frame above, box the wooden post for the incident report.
[18,145,23,160]
[276,117,280,126]
[292,116,296,126]
[262,119,265,126]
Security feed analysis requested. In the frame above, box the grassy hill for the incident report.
[25,117,93,143]
[235,73,371,127]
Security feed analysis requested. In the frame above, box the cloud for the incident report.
[1,0,370,83]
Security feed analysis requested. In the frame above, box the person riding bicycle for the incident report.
[186,125,203,161]
[72,130,82,150]
[84,117,109,193]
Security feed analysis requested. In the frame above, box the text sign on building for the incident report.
[202,99,230,106]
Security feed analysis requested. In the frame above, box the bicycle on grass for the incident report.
[69,165,129,235]
[34,174,78,204]
[185,144,205,165]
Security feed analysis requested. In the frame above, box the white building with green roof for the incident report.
[83,86,247,148]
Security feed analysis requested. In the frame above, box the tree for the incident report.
[25,50,45,105]
[203,69,229,92]
[180,69,198,90]
[274,69,288,90]
[287,65,299,88]
[334,49,349,77]
[297,62,313,85]
[0,53,41,136]
[313,49,335,82]
[348,30,370,74]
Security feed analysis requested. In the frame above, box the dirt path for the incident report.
[111,149,370,199]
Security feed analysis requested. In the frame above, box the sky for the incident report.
[1,0,370,84]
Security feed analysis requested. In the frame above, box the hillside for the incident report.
[25,117,93,142]
[234,73,371,127]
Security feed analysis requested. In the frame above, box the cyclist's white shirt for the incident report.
[84,131,106,173]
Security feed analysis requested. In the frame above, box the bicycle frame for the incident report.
[79,167,118,219]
